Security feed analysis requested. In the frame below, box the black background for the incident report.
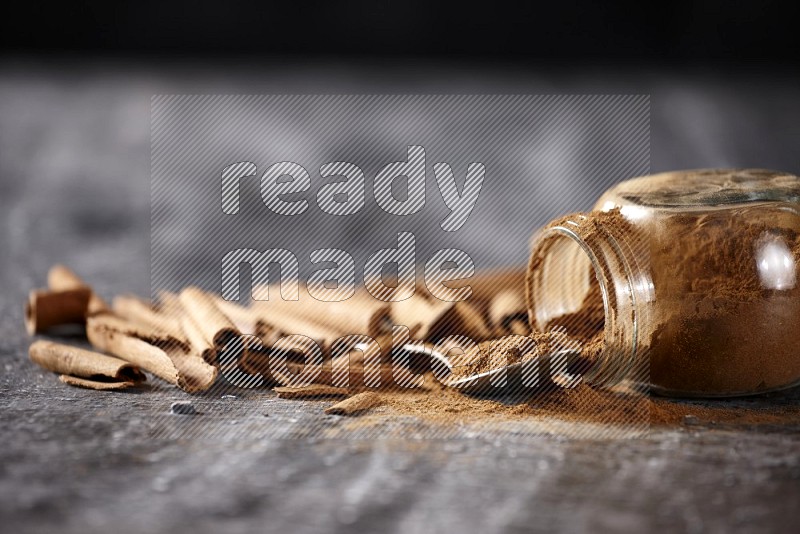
[1,1,796,64]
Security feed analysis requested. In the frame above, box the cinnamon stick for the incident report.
[390,292,490,342]
[213,299,265,335]
[180,315,216,365]
[88,312,181,348]
[112,294,187,344]
[179,288,241,351]
[47,264,109,314]
[86,315,217,393]
[87,315,179,384]
[29,340,146,388]
[219,298,343,348]
[251,284,392,338]
[24,287,91,335]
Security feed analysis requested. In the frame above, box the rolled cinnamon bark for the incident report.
[261,311,343,349]
[213,299,262,335]
[324,391,382,415]
[59,375,141,390]
[179,288,241,351]
[113,294,187,344]
[88,312,182,348]
[218,298,343,348]
[317,294,392,338]
[29,340,146,386]
[251,284,392,338]
[47,264,109,314]
[390,293,490,342]
[24,287,91,335]
[87,316,179,384]
[180,315,216,365]
[87,315,217,393]
[169,350,219,393]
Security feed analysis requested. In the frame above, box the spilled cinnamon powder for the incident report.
[450,277,606,382]
[311,373,800,428]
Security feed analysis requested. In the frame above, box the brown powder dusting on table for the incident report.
[326,375,800,428]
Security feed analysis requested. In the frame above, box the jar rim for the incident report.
[526,215,644,387]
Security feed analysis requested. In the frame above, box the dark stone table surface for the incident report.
[1,61,799,533]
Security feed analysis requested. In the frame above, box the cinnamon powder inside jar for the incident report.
[647,209,800,395]
[527,203,800,397]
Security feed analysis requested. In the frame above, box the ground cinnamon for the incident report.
[526,180,800,397]
[647,210,800,395]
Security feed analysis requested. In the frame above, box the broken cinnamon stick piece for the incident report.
[169,350,219,393]
[180,315,216,364]
[24,288,91,335]
[29,340,146,385]
[179,288,242,351]
[87,316,180,385]
[47,264,109,314]
[59,375,140,390]
[324,392,382,416]
[273,384,350,399]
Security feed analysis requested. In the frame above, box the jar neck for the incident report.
[525,210,652,388]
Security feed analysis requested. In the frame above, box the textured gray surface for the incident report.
[1,62,799,533]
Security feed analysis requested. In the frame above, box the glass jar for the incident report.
[526,169,800,397]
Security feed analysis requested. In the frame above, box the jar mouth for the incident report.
[526,221,640,386]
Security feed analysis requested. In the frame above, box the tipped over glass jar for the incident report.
[526,169,800,397]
